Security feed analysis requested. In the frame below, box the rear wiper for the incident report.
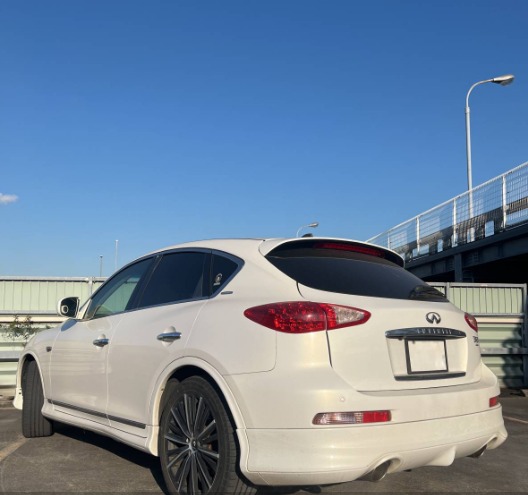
[409,285,447,302]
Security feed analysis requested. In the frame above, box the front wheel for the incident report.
[21,360,54,438]
[159,376,256,495]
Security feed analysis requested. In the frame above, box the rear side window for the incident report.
[210,254,239,295]
[138,252,208,308]
[266,242,446,302]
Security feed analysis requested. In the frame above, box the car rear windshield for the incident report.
[266,242,446,302]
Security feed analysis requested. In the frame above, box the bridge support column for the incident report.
[454,254,463,281]
[454,254,474,282]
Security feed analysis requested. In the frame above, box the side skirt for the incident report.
[42,399,157,456]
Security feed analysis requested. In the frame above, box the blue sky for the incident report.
[1,0,527,276]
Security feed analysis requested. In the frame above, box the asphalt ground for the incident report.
[0,392,527,494]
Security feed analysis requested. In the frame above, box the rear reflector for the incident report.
[244,302,371,333]
[465,313,479,333]
[313,410,391,425]
[489,396,500,408]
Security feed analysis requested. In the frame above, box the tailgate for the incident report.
[298,284,482,391]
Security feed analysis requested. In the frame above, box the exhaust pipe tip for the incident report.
[468,445,487,458]
[359,460,392,482]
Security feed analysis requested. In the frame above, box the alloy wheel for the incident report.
[163,393,220,494]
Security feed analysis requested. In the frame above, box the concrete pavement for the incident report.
[0,395,526,493]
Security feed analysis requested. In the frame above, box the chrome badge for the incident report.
[426,312,441,324]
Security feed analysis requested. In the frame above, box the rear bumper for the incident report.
[241,407,507,486]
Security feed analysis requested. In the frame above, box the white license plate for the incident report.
[407,340,447,373]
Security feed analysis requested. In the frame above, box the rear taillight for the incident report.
[243,302,371,333]
[489,396,500,408]
[313,410,391,425]
[465,313,479,333]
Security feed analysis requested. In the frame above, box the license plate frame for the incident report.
[406,339,448,374]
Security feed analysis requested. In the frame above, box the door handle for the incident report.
[93,338,109,347]
[157,332,182,343]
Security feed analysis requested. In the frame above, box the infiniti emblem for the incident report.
[426,312,441,324]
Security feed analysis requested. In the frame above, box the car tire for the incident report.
[21,360,54,438]
[159,376,257,495]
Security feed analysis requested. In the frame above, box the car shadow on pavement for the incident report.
[53,422,324,495]
[53,421,169,494]
[257,487,323,495]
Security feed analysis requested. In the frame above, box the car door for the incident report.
[105,250,211,433]
[48,258,153,425]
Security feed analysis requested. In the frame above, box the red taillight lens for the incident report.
[244,302,371,333]
[465,313,479,333]
[489,396,500,408]
[313,410,391,425]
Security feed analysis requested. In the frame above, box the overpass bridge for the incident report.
[368,161,528,283]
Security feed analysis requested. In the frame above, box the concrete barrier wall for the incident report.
[431,283,527,388]
[1,279,526,389]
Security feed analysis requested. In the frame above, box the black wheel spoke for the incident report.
[190,454,199,494]
[196,451,214,489]
[184,394,195,437]
[171,403,191,438]
[196,419,216,442]
[175,453,192,492]
[167,446,190,470]
[165,431,188,446]
[193,397,206,437]
[197,446,219,461]
[200,450,218,476]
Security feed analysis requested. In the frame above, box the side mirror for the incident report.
[58,297,80,318]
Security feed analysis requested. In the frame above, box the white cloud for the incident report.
[0,193,19,205]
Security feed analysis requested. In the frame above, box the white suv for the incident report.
[14,238,507,494]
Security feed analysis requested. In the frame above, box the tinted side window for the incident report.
[210,254,239,295]
[139,252,208,308]
[85,258,152,320]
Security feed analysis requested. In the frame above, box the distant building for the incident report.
[0,276,105,389]
[0,276,105,326]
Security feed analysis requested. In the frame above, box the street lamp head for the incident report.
[465,72,515,193]
[296,222,319,237]
[492,74,515,86]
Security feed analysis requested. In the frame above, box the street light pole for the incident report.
[296,222,319,238]
[115,240,119,272]
[465,74,514,193]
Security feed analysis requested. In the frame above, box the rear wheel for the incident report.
[159,376,256,495]
[21,360,53,438]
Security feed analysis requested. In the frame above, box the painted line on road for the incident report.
[503,415,528,425]
[0,436,28,463]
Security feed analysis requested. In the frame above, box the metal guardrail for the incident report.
[368,161,528,262]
